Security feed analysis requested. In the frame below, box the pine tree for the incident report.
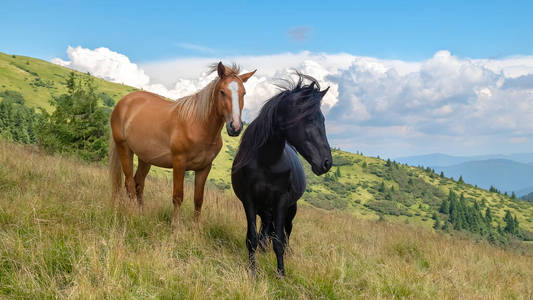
[378,181,386,193]
[38,72,110,161]
[458,176,464,184]
[440,171,444,178]
[439,199,449,214]
[432,213,441,229]
[335,166,341,178]
[504,210,516,234]
[485,207,493,225]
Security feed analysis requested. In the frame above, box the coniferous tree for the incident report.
[503,210,517,234]
[38,72,111,161]
[335,166,341,178]
[485,207,493,225]
[439,199,449,214]
[433,213,441,229]
[378,181,386,193]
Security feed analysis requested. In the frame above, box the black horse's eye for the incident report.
[220,90,225,95]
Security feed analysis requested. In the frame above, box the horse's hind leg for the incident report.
[285,203,297,241]
[193,164,212,226]
[134,158,151,209]
[115,141,136,203]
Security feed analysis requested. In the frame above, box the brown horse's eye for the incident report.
[220,90,225,96]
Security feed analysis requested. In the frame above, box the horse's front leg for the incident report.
[243,200,259,277]
[171,156,186,230]
[193,163,212,226]
[273,195,289,277]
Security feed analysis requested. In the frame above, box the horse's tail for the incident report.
[109,132,123,206]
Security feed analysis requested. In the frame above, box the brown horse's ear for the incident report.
[217,62,226,78]
[239,69,257,82]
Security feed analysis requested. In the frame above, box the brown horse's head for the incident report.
[214,62,256,136]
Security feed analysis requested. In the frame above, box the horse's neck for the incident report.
[258,128,285,165]
[203,106,225,139]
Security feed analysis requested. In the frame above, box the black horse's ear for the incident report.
[319,86,330,97]
[217,62,226,78]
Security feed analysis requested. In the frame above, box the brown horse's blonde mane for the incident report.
[173,63,241,122]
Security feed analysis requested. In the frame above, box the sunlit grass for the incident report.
[1,140,533,298]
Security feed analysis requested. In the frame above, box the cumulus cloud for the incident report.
[52,46,150,87]
[52,46,533,157]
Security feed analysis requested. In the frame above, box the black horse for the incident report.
[231,74,332,276]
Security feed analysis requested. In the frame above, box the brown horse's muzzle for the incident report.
[226,120,242,137]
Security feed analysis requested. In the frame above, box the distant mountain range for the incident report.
[396,153,533,166]
[396,153,533,196]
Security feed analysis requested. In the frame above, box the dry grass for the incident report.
[1,140,533,299]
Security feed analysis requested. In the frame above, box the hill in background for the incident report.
[0,52,135,110]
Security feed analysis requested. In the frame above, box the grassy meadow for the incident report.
[1,140,533,299]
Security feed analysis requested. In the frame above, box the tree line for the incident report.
[0,72,114,161]
[436,190,528,244]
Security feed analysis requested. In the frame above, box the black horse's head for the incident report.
[277,75,332,175]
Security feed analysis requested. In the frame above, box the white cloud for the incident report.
[52,46,150,87]
[52,46,533,157]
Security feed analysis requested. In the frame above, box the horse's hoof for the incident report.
[276,269,286,278]
[258,244,267,252]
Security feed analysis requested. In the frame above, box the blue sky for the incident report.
[3,1,533,157]
[2,1,533,61]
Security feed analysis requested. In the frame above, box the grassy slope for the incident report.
[1,140,533,299]
[2,50,533,232]
[0,52,136,110]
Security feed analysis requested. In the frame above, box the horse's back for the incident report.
[112,91,173,123]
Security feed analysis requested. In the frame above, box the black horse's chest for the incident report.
[250,167,291,207]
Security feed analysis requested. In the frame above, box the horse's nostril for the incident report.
[323,159,331,171]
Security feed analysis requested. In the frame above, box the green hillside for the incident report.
[1,51,533,241]
[0,52,135,110]
[209,135,533,234]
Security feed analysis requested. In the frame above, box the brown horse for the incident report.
[109,62,256,228]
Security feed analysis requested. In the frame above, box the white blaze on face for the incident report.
[228,81,240,128]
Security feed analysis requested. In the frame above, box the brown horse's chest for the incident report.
[184,140,222,171]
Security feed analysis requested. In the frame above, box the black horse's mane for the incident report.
[233,73,324,172]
